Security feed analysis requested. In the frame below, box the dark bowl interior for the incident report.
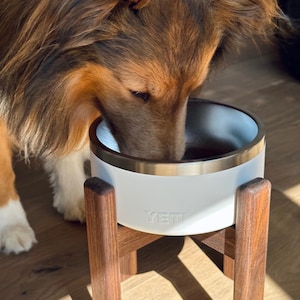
[182,99,259,160]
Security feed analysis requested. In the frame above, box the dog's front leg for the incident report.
[0,119,37,254]
[43,145,89,222]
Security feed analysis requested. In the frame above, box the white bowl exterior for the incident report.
[90,146,265,235]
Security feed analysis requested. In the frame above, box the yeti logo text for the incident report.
[146,211,185,224]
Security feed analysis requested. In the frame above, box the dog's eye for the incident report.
[130,90,150,102]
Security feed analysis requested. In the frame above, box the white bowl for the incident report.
[89,99,265,235]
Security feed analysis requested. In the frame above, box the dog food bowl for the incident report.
[89,98,266,235]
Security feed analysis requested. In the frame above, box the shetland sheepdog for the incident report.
[0,0,283,254]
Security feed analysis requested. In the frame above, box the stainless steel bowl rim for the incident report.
[90,100,266,176]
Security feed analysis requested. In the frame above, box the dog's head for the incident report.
[1,0,284,159]
[91,1,220,160]
[75,0,283,160]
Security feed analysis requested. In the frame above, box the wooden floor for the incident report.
[0,41,299,300]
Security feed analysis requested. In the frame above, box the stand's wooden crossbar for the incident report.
[84,177,271,300]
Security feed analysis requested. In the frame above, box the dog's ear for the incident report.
[215,0,288,43]
[127,0,151,10]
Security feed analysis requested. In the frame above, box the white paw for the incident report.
[0,199,37,254]
[44,147,89,223]
[0,224,37,254]
[53,193,86,222]
[62,201,86,222]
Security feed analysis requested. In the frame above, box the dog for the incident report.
[0,0,284,254]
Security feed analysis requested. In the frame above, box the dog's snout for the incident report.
[112,101,187,162]
[118,133,185,161]
[121,143,185,161]
[144,131,186,161]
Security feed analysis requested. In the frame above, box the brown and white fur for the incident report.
[0,0,283,254]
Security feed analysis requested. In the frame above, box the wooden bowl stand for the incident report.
[84,177,271,300]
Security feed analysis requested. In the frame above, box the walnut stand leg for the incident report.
[84,178,121,300]
[234,178,271,300]
[85,177,271,300]
[193,178,271,300]
[84,178,162,300]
